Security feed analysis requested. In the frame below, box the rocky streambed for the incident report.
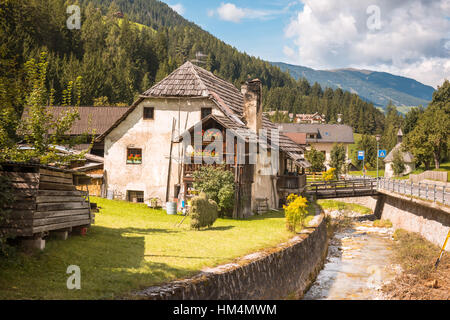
[303,209,402,300]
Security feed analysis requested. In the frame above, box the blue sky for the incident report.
[161,1,450,88]
[163,0,303,62]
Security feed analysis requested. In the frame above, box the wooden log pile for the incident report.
[0,164,94,238]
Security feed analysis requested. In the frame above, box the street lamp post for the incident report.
[376,134,382,188]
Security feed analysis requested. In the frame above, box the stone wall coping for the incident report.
[378,190,450,215]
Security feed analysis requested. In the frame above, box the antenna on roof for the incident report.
[191,51,207,65]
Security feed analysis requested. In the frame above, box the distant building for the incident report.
[384,129,415,178]
[280,123,355,170]
[21,106,129,157]
[294,113,326,124]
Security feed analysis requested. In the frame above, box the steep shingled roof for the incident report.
[142,61,244,115]
[384,143,415,163]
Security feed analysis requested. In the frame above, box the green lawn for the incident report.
[0,197,300,300]
[317,200,373,215]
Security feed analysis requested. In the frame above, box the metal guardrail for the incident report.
[378,177,449,205]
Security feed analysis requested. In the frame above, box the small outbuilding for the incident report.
[384,129,415,178]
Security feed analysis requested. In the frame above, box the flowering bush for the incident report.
[283,194,309,232]
[322,168,336,181]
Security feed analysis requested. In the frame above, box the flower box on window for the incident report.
[127,148,142,164]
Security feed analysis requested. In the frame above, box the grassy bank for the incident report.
[382,229,450,300]
[317,200,373,215]
[0,197,313,300]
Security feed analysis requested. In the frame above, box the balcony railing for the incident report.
[277,174,307,191]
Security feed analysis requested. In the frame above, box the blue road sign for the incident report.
[378,150,387,158]
[358,151,365,161]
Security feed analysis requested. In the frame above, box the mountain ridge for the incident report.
[272,62,435,112]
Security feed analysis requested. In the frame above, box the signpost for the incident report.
[376,134,383,187]
[358,151,365,178]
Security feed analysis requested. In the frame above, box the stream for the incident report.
[303,211,402,300]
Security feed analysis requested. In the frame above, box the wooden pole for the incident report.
[165,118,176,203]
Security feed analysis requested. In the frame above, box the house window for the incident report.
[127,190,144,203]
[127,148,142,164]
[143,107,154,120]
[201,108,212,119]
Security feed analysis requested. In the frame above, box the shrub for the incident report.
[305,146,325,173]
[322,168,336,181]
[193,166,235,216]
[373,219,393,228]
[190,192,219,230]
[283,194,309,232]
[392,149,406,176]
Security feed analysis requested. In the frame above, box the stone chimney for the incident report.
[241,79,263,134]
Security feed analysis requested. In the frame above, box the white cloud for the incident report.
[213,2,295,23]
[217,3,246,22]
[284,0,450,87]
[169,3,185,15]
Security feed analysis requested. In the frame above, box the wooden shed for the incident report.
[0,162,94,239]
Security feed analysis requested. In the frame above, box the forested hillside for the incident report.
[0,0,385,135]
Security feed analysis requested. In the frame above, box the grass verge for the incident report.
[317,200,373,215]
[382,229,450,300]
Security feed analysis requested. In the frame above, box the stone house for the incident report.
[279,123,354,170]
[97,62,310,215]
[384,129,415,178]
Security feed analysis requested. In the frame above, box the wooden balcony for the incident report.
[183,161,233,178]
[277,174,307,192]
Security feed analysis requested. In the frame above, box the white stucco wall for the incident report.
[104,98,222,202]
[384,162,415,178]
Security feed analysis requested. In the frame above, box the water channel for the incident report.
[304,212,401,300]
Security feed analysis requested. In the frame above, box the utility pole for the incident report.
[376,134,381,187]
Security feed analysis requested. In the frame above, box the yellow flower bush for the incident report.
[283,194,309,232]
[322,168,336,181]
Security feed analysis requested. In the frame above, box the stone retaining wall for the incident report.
[378,191,450,251]
[135,213,328,300]
[328,193,450,252]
